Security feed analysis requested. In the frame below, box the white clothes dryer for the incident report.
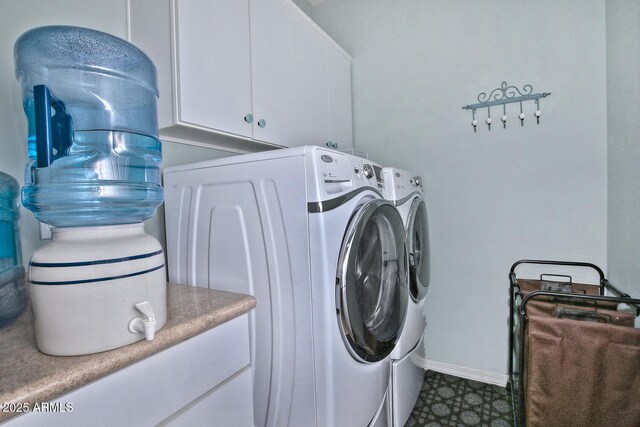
[382,167,431,427]
[164,146,409,427]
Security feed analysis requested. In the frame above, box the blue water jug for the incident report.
[14,26,163,227]
[0,172,26,328]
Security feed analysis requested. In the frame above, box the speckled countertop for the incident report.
[0,282,256,422]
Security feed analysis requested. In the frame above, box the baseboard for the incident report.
[413,355,509,387]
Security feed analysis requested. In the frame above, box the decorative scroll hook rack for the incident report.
[462,81,551,132]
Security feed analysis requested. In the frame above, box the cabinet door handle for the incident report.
[244,114,253,124]
[257,119,267,128]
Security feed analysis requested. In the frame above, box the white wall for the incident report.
[290,0,314,18]
[312,0,608,375]
[606,0,640,298]
[0,0,234,262]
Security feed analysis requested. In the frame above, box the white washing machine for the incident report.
[382,167,431,427]
[164,146,409,427]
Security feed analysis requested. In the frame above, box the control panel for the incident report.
[314,149,384,198]
[382,167,424,200]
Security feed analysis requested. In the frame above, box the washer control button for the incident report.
[362,164,374,179]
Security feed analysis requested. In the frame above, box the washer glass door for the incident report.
[407,198,430,301]
[336,199,408,363]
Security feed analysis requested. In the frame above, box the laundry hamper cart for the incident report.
[508,260,640,427]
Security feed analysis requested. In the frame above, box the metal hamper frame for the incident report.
[507,259,640,426]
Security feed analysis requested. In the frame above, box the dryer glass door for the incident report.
[407,198,430,301]
[337,199,408,363]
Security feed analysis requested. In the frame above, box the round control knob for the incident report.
[362,164,374,179]
[412,176,422,187]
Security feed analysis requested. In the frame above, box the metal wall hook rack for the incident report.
[462,81,551,132]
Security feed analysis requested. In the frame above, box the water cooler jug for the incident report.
[0,172,26,328]
[14,26,166,356]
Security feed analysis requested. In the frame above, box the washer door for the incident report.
[336,199,408,363]
[407,198,430,301]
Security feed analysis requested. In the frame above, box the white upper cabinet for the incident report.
[290,11,331,148]
[128,0,353,151]
[174,0,253,139]
[249,0,296,146]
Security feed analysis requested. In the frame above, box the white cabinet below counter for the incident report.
[128,0,353,152]
[3,314,253,427]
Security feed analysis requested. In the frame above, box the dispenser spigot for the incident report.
[128,301,157,341]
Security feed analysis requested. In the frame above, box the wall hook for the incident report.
[471,109,478,132]
[462,81,550,132]
[501,104,507,129]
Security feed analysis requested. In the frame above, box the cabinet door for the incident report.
[289,13,331,148]
[5,315,251,427]
[250,0,296,146]
[328,46,353,150]
[161,367,254,426]
[175,0,253,138]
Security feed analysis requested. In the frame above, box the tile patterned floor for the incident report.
[405,371,514,427]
